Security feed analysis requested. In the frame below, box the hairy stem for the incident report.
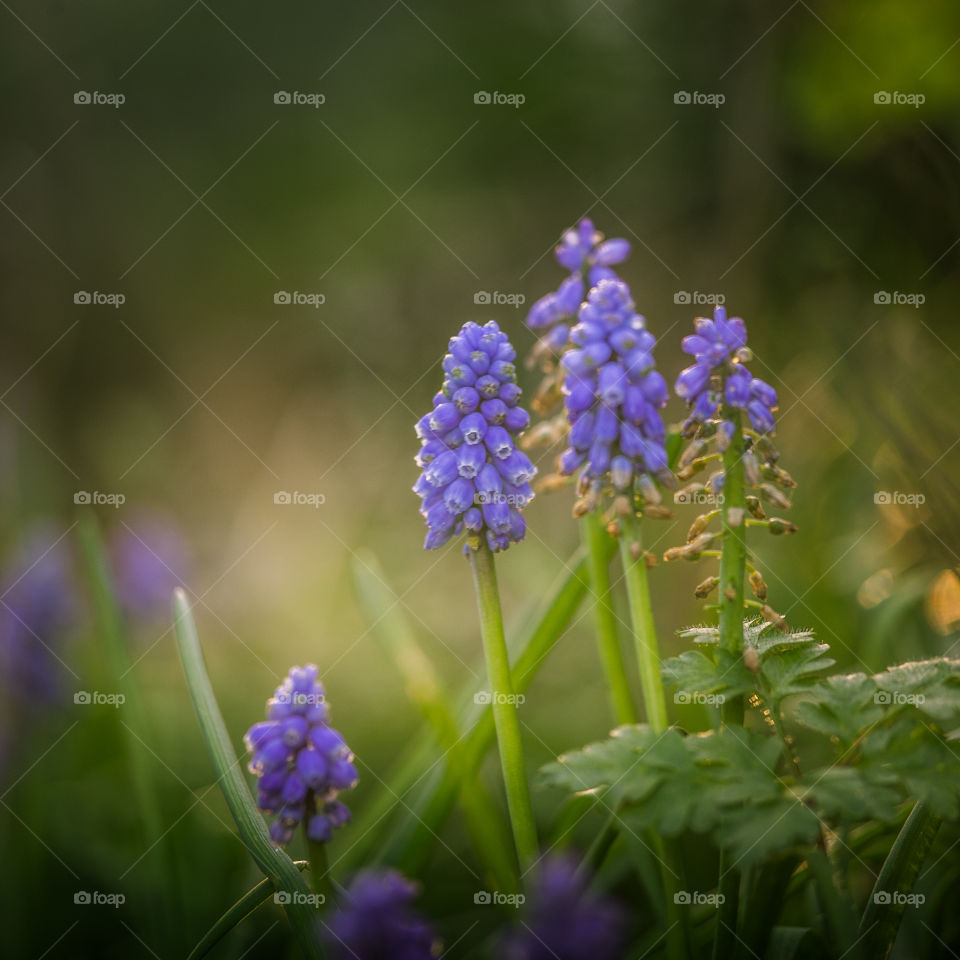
[470,543,539,873]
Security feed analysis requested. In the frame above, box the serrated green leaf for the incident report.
[661,649,755,700]
[792,673,882,745]
[800,767,902,822]
[715,797,821,866]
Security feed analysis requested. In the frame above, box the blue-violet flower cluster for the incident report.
[675,306,778,438]
[324,870,437,960]
[557,278,672,498]
[244,664,357,846]
[414,320,536,553]
[526,218,630,359]
[503,856,625,960]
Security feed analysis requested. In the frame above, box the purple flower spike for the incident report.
[324,870,437,960]
[503,855,625,960]
[244,664,356,847]
[558,279,672,495]
[526,219,632,360]
[414,321,535,554]
[674,305,777,434]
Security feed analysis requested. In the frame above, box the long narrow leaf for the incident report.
[186,861,309,960]
[172,589,323,960]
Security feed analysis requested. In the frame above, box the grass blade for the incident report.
[172,589,323,960]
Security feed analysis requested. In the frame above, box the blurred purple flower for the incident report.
[503,855,625,960]
[324,870,437,960]
[0,526,80,705]
[108,513,190,623]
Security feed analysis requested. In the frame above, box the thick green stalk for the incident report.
[307,829,332,903]
[617,512,667,733]
[469,543,539,873]
[172,590,322,960]
[581,513,637,725]
[718,408,747,727]
[810,846,861,960]
[860,802,942,959]
[343,548,595,874]
[713,408,748,960]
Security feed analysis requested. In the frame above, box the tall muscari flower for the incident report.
[502,855,625,960]
[413,320,536,553]
[324,869,437,960]
[244,664,357,847]
[526,218,630,362]
[557,277,673,507]
[674,305,778,438]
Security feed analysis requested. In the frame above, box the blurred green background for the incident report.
[3,0,960,956]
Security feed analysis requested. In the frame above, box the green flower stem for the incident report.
[618,512,668,733]
[717,407,747,727]
[861,801,942,959]
[307,828,332,903]
[173,590,323,960]
[469,543,539,872]
[581,513,637,726]
[712,408,748,960]
[347,547,596,874]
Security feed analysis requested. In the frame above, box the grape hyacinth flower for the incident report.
[674,305,778,438]
[670,305,797,636]
[324,870,438,960]
[244,664,357,847]
[413,320,536,553]
[503,856,625,960]
[557,278,673,510]
[526,218,631,364]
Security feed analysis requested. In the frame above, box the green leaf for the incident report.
[172,590,323,960]
[793,673,882,744]
[186,862,308,960]
[800,767,902,822]
[661,649,755,700]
